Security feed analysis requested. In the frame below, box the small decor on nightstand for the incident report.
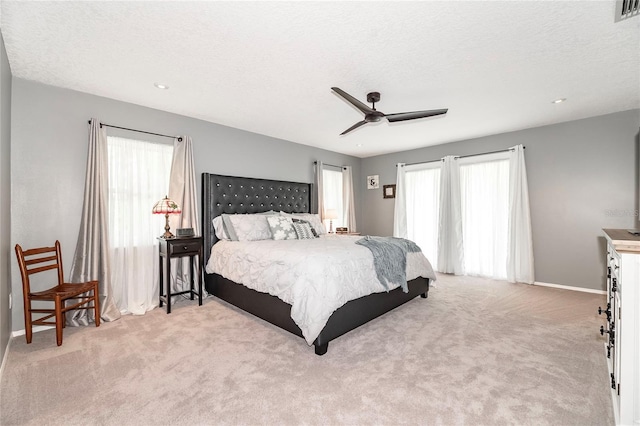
[335,227,360,235]
[176,227,195,238]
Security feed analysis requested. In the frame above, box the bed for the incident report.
[201,172,434,355]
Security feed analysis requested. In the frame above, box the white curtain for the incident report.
[107,136,173,314]
[168,136,200,294]
[506,144,535,283]
[393,163,407,238]
[459,154,510,279]
[342,166,357,232]
[404,163,440,266]
[314,161,325,219]
[322,167,344,230]
[68,119,121,325]
[437,156,465,275]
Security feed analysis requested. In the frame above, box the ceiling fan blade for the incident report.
[384,109,448,123]
[340,120,368,135]
[331,87,375,115]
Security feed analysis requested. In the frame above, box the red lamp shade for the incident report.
[152,196,181,238]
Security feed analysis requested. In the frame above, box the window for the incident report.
[322,166,344,229]
[107,136,173,314]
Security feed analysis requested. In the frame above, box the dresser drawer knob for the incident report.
[600,324,615,340]
[598,305,611,321]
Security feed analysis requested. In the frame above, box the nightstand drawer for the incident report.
[169,241,201,255]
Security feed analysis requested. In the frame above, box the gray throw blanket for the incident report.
[356,236,422,293]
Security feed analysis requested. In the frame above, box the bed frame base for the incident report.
[205,273,430,355]
[315,343,328,355]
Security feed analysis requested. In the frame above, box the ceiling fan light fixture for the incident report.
[154,82,169,90]
[331,87,448,135]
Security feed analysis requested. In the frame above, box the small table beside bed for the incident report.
[201,173,436,355]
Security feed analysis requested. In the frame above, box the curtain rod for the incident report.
[313,161,345,169]
[87,120,182,142]
[398,146,525,167]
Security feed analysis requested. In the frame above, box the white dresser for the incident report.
[602,229,640,426]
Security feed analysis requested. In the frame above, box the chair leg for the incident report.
[93,283,101,327]
[24,300,33,344]
[55,297,63,346]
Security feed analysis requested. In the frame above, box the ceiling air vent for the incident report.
[615,0,639,21]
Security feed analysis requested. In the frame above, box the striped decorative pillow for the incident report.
[292,222,316,240]
[292,218,319,238]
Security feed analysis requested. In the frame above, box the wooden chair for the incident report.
[15,240,100,346]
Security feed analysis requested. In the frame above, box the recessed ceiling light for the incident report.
[552,98,566,104]
[154,83,169,90]
[356,144,363,147]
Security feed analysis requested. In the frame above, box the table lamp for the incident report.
[152,196,181,238]
[325,208,338,234]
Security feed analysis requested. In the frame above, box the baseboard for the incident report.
[533,281,606,295]
[0,335,12,388]
[11,325,54,338]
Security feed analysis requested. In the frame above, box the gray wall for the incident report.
[8,77,639,334]
[359,109,640,291]
[0,33,12,363]
[9,78,361,332]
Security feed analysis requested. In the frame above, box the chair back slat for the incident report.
[24,255,58,266]
[26,264,59,276]
[21,246,56,256]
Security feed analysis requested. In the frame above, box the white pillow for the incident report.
[226,214,272,241]
[212,215,230,240]
[267,216,298,240]
[281,212,327,235]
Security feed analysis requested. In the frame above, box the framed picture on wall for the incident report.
[383,184,396,199]
[367,175,379,189]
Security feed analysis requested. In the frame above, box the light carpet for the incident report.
[0,274,614,425]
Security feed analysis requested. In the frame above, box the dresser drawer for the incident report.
[169,240,201,255]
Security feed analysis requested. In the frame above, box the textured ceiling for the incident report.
[1,1,638,158]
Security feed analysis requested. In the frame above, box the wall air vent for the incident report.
[615,0,639,21]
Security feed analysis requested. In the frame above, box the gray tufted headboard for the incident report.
[201,173,314,263]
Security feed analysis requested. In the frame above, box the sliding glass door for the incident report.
[405,162,441,267]
[402,152,511,280]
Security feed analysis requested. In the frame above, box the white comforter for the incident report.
[205,235,436,344]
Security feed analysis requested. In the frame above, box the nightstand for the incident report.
[158,236,203,314]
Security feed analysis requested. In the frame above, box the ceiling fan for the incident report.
[331,87,448,135]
